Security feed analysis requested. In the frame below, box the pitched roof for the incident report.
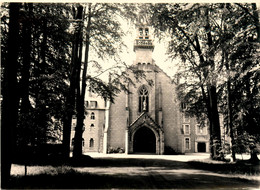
[129,111,162,131]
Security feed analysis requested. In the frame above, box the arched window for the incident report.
[139,85,149,112]
[90,112,95,120]
[90,124,94,127]
[89,138,94,148]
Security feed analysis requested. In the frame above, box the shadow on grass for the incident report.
[188,160,260,176]
[13,154,188,168]
[10,155,260,189]
[13,154,96,166]
[9,165,259,189]
[13,153,260,173]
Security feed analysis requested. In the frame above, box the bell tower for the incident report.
[133,15,154,65]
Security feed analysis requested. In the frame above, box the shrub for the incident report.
[107,146,125,153]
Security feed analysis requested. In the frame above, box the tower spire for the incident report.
[133,14,154,66]
[134,15,154,52]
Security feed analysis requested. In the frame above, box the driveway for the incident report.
[11,153,259,189]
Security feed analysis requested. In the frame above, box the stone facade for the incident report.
[70,21,210,155]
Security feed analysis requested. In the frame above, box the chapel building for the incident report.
[70,18,210,155]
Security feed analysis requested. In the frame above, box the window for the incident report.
[90,123,94,127]
[89,138,94,148]
[138,85,149,112]
[71,138,74,146]
[196,124,207,135]
[145,28,149,36]
[139,28,143,36]
[104,99,107,107]
[145,28,149,39]
[89,88,92,97]
[181,102,187,110]
[185,138,190,150]
[72,123,76,131]
[82,138,85,147]
[90,112,95,120]
[183,124,190,135]
[90,101,97,108]
[86,101,89,107]
[183,113,190,123]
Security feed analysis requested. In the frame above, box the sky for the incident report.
[87,17,179,81]
[2,1,258,81]
[117,22,178,77]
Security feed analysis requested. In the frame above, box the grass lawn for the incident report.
[188,159,260,180]
[8,154,260,189]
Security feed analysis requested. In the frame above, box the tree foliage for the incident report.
[1,3,72,155]
[68,3,142,158]
[147,3,260,160]
[148,3,224,158]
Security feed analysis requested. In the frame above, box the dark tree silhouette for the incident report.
[1,3,20,188]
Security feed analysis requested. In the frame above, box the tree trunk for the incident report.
[73,4,91,158]
[62,5,83,158]
[1,3,20,188]
[20,3,33,114]
[200,84,214,159]
[73,31,84,158]
[18,4,33,168]
[204,7,221,159]
[250,146,260,163]
[227,79,236,161]
[208,85,221,141]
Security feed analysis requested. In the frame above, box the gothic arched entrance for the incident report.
[133,127,156,153]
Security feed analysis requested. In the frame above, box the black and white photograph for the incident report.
[1,1,260,189]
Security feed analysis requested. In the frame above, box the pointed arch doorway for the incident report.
[133,127,156,153]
